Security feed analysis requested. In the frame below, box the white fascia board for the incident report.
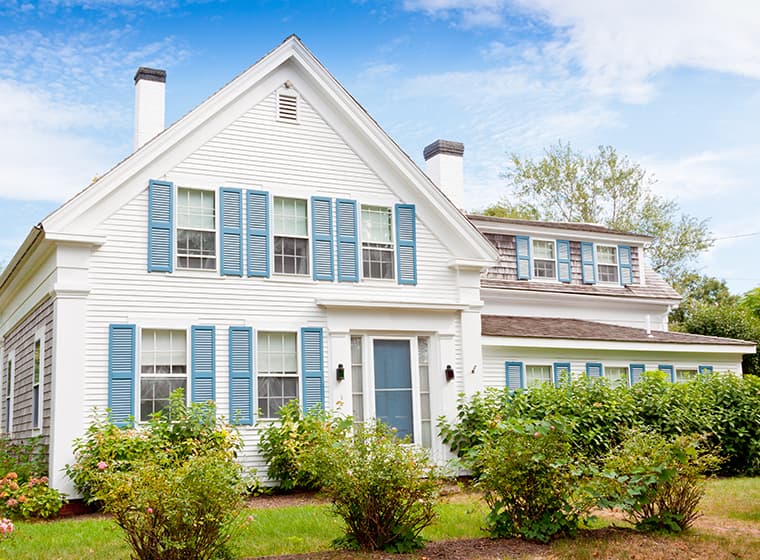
[448,258,497,271]
[481,335,756,354]
[482,287,681,307]
[43,232,106,246]
[316,299,476,312]
[472,220,651,245]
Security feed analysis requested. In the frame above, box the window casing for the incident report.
[4,353,13,433]
[676,369,698,384]
[361,205,394,279]
[532,239,556,279]
[596,245,619,283]
[604,366,629,387]
[350,336,364,427]
[32,334,43,430]
[273,197,309,275]
[526,365,552,388]
[257,332,299,419]
[140,330,187,421]
[177,188,216,270]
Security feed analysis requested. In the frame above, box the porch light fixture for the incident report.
[336,363,345,381]
[445,364,455,382]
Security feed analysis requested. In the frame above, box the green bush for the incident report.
[472,417,592,542]
[258,400,352,491]
[0,435,47,481]
[597,431,721,533]
[0,473,66,519]
[304,421,441,552]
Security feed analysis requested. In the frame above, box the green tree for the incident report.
[669,273,739,325]
[482,202,539,220]
[492,142,712,285]
[740,287,760,319]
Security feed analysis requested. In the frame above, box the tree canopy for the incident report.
[486,142,713,285]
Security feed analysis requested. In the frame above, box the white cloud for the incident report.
[403,0,509,28]
[358,63,399,81]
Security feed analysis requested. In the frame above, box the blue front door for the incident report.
[373,339,413,440]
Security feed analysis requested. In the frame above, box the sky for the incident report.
[1,0,759,294]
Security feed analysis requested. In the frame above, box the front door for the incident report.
[373,339,413,440]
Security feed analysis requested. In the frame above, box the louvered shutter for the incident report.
[246,190,270,277]
[229,327,253,425]
[618,245,633,285]
[659,364,675,383]
[395,204,417,285]
[515,235,531,280]
[581,242,596,284]
[311,197,334,281]
[191,326,215,403]
[220,188,243,276]
[148,180,173,272]
[586,362,603,379]
[556,240,571,282]
[336,199,359,282]
[505,361,524,390]
[629,363,645,385]
[301,327,324,413]
[553,362,571,386]
[108,324,136,427]
[698,365,713,375]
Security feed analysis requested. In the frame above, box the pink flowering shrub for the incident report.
[0,517,13,542]
[0,473,65,519]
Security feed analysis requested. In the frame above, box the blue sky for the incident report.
[1,0,759,294]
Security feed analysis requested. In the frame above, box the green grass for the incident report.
[700,477,760,522]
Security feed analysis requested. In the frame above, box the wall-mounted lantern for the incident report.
[336,363,345,381]
[445,364,455,382]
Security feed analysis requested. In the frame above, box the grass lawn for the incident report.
[1,478,758,560]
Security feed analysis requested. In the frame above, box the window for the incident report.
[526,365,552,388]
[361,205,394,279]
[4,353,13,433]
[273,197,309,275]
[32,334,43,430]
[418,337,432,448]
[140,330,187,421]
[350,336,364,426]
[676,369,698,384]
[257,332,299,419]
[605,366,629,387]
[532,240,556,279]
[177,188,216,270]
[597,245,619,283]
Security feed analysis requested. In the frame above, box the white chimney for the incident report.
[134,67,166,150]
[423,139,464,209]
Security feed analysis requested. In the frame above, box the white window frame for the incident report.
[4,350,14,434]
[360,205,395,281]
[138,328,189,422]
[525,364,553,388]
[256,331,300,420]
[175,186,218,272]
[675,368,698,384]
[32,329,45,431]
[604,365,630,387]
[350,335,364,427]
[596,244,619,284]
[531,238,557,281]
[272,196,310,277]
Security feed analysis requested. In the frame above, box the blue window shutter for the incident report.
[395,204,417,285]
[629,363,645,385]
[618,245,633,285]
[220,188,243,276]
[301,327,324,413]
[336,199,359,282]
[229,327,253,425]
[581,242,596,284]
[556,240,572,282]
[659,364,675,383]
[586,362,603,379]
[311,197,334,281]
[505,361,524,390]
[698,365,713,375]
[515,236,531,280]
[148,180,174,272]
[246,190,270,277]
[553,362,571,386]
[108,324,136,427]
[191,326,215,403]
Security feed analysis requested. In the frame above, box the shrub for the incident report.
[258,400,352,491]
[472,417,592,542]
[0,517,12,542]
[0,435,47,481]
[305,421,441,552]
[0,473,66,519]
[597,430,721,533]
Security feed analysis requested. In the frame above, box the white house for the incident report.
[0,36,754,496]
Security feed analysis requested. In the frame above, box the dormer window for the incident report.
[532,240,556,279]
[596,245,619,283]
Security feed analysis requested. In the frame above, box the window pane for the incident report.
[526,365,552,388]
[362,206,392,243]
[598,264,619,283]
[605,367,628,387]
[533,240,554,260]
[33,340,41,384]
[140,377,186,421]
[273,197,308,236]
[533,259,556,279]
[597,246,617,265]
[177,188,215,230]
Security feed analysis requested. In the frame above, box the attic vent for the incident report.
[277,89,299,123]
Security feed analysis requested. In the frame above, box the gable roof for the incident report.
[481,315,756,347]
[30,35,498,263]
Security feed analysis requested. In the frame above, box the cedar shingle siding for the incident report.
[1,297,53,442]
